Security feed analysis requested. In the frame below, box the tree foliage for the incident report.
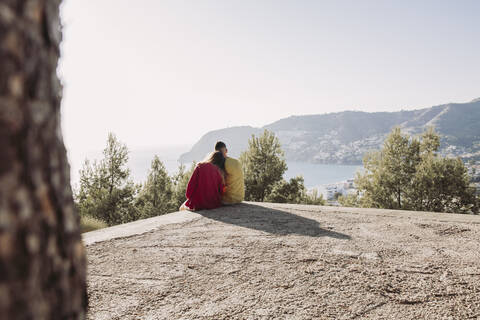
[265,176,307,203]
[303,188,327,205]
[76,133,138,225]
[411,154,476,213]
[338,193,361,208]
[75,133,199,226]
[171,162,196,209]
[135,156,176,219]
[265,176,326,205]
[353,127,478,214]
[240,130,288,201]
[241,130,325,205]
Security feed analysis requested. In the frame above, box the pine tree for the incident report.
[240,130,287,201]
[303,188,327,205]
[412,154,476,213]
[136,156,175,218]
[103,133,130,196]
[354,127,477,214]
[76,133,137,225]
[171,162,196,209]
[266,176,307,204]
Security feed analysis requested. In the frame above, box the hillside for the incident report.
[180,99,480,164]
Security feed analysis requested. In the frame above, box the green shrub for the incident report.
[80,215,108,233]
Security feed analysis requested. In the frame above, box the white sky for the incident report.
[59,0,480,169]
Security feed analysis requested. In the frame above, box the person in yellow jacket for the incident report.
[215,141,245,204]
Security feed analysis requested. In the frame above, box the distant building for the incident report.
[325,185,339,200]
[345,178,355,189]
[324,178,358,200]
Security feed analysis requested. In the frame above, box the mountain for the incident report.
[180,99,480,164]
[180,126,263,162]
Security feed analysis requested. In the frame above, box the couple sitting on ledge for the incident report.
[180,141,245,211]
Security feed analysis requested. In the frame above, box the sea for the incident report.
[69,146,362,195]
[283,162,362,189]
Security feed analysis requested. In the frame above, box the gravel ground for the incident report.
[86,202,480,320]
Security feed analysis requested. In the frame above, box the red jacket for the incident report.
[185,162,224,210]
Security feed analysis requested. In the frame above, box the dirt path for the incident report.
[86,203,480,319]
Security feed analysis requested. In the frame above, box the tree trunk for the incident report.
[397,189,401,209]
[0,1,87,319]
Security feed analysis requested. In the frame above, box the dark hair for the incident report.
[203,151,226,178]
[214,141,226,151]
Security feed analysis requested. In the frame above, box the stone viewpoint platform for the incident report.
[84,202,480,320]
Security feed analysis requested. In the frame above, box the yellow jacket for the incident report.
[222,157,245,204]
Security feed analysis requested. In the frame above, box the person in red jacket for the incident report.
[180,151,226,211]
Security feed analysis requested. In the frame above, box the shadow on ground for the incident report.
[196,203,351,240]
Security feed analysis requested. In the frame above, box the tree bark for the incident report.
[0,1,87,319]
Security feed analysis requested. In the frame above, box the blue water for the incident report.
[71,146,363,189]
[129,149,362,188]
[284,162,362,188]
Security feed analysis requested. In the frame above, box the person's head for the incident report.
[214,141,228,157]
[204,151,226,173]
